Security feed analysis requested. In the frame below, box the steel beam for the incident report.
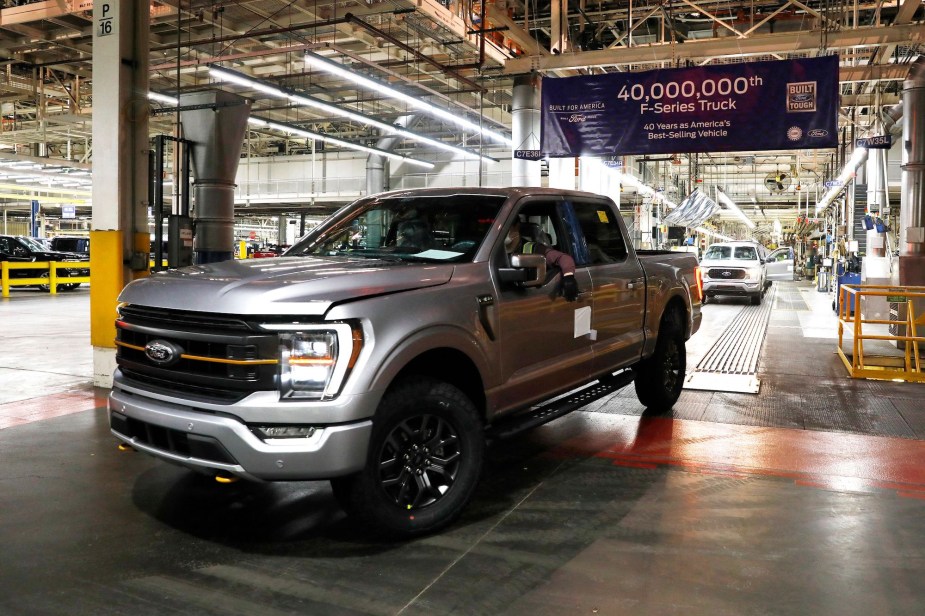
[504,23,924,74]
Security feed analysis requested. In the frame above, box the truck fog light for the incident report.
[254,426,316,439]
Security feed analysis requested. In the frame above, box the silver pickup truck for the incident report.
[109,187,702,536]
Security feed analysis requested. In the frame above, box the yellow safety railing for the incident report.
[1,261,91,298]
[837,284,925,382]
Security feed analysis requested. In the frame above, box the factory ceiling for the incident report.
[0,0,921,229]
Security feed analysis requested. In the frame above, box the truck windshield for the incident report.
[18,237,46,252]
[286,194,506,262]
[704,245,758,260]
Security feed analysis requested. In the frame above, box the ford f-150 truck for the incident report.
[109,187,702,536]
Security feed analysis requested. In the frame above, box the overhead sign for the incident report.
[541,56,839,157]
[61,205,76,219]
[856,135,892,149]
[96,2,116,38]
[514,149,543,161]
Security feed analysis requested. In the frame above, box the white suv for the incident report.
[700,241,769,305]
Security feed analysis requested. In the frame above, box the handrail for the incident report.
[1,261,90,297]
[836,284,925,382]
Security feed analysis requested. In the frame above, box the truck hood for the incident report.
[118,256,455,316]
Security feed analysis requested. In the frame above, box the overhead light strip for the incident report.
[207,67,497,163]
[303,50,514,147]
[715,186,756,229]
[246,117,435,170]
[695,226,735,241]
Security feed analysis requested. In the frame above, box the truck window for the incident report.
[704,246,731,260]
[733,246,757,260]
[570,201,627,265]
[287,194,506,262]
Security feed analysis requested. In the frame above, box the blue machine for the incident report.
[836,271,861,315]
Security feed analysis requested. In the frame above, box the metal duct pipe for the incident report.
[511,74,541,187]
[866,144,887,257]
[366,114,419,196]
[883,101,904,136]
[180,90,250,264]
[900,58,925,257]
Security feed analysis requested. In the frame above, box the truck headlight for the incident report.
[747,267,762,280]
[274,323,362,400]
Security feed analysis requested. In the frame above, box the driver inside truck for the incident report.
[505,220,580,301]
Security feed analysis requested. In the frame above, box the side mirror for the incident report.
[498,254,547,288]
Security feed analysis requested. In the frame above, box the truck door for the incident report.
[567,199,647,374]
[766,247,796,281]
[493,200,595,411]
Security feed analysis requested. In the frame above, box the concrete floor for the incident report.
[3,282,925,615]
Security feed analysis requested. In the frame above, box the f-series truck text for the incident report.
[109,188,702,536]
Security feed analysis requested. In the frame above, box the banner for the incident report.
[541,56,839,157]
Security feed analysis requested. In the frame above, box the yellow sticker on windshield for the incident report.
[597,210,610,223]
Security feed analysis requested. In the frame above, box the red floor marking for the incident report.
[0,389,103,429]
[546,414,925,493]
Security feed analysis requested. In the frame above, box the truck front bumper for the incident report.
[109,388,372,481]
[703,280,761,297]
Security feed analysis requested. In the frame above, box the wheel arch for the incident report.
[388,348,487,420]
[367,326,489,423]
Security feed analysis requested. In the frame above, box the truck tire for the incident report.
[633,311,686,411]
[750,293,761,305]
[330,377,484,537]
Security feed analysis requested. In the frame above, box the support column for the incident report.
[90,0,150,387]
[277,215,287,248]
[899,58,925,286]
[511,75,541,187]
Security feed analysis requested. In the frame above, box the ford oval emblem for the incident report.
[808,129,829,138]
[144,339,183,366]
[722,271,732,277]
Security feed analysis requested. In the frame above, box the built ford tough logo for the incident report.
[144,340,183,366]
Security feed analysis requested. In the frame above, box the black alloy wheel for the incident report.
[634,310,686,411]
[377,414,461,510]
[331,377,483,537]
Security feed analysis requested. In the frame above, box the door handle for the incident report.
[627,277,645,290]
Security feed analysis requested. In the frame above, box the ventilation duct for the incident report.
[900,58,925,262]
[663,188,719,228]
[179,90,250,264]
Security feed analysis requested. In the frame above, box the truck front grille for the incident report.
[707,268,747,280]
[115,306,280,403]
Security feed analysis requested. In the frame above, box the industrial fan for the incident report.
[765,170,792,194]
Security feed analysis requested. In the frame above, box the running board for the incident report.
[487,370,635,441]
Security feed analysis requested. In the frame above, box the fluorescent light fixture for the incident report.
[815,146,868,213]
[695,226,734,241]
[210,67,495,163]
[247,117,435,170]
[618,170,677,210]
[304,51,513,147]
[148,91,179,105]
[715,187,755,229]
